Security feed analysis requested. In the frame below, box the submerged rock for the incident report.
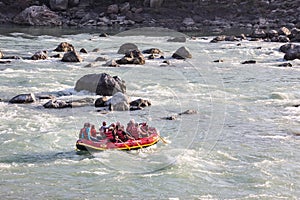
[74,73,126,96]
[167,37,186,43]
[43,99,71,109]
[241,60,256,64]
[9,93,36,104]
[130,98,151,108]
[61,51,83,62]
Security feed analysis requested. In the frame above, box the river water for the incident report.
[0,27,300,199]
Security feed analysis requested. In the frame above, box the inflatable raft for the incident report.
[76,133,160,151]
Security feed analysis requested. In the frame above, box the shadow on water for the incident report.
[0,150,94,164]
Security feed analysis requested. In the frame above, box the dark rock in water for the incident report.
[95,96,109,107]
[279,43,297,53]
[162,60,170,65]
[103,59,120,67]
[130,106,143,111]
[167,37,186,43]
[43,99,72,109]
[50,54,62,58]
[172,46,192,59]
[92,48,100,52]
[3,56,21,59]
[267,30,279,38]
[31,51,48,60]
[13,5,62,26]
[162,115,177,120]
[178,109,197,115]
[95,57,108,62]
[213,59,224,63]
[54,42,75,52]
[9,93,36,104]
[0,60,11,64]
[80,48,88,53]
[278,63,292,67]
[75,73,126,96]
[61,51,83,62]
[116,50,145,65]
[278,35,290,43]
[117,43,139,54]
[241,60,256,64]
[130,98,151,108]
[210,35,226,43]
[290,28,300,42]
[70,98,95,108]
[99,33,109,37]
[284,50,300,61]
[142,48,163,55]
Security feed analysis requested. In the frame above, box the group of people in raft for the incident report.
[79,119,157,143]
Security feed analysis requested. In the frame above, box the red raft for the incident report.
[76,133,160,151]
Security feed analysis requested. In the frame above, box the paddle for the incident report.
[158,134,168,144]
[116,137,131,150]
[125,131,143,149]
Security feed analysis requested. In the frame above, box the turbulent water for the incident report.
[0,27,300,199]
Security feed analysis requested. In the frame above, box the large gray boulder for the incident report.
[116,50,145,65]
[117,43,139,54]
[61,51,83,62]
[31,51,48,60]
[75,73,126,96]
[13,5,62,26]
[172,46,192,59]
[54,42,75,52]
[107,92,130,111]
[49,0,68,11]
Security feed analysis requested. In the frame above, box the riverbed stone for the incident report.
[117,43,139,54]
[116,50,145,65]
[172,46,192,59]
[61,51,82,62]
[54,42,75,52]
[106,92,130,111]
[75,73,126,96]
[13,5,62,26]
[9,93,36,104]
[31,51,48,60]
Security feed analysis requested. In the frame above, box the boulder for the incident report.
[251,29,267,38]
[130,98,151,108]
[74,73,126,96]
[9,93,36,104]
[95,56,108,62]
[278,63,292,67]
[43,99,72,109]
[172,46,192,59]
[284,49,300,60]
[13,5,62,26]
[107,4,119,14]
[103,59,120,67]
[149,0,164,8]
[210,35,226,43]
[178,109,197,115]
[116,50,145,65]
[120,2,130,13]
[31,51,48,60]
[290,28,300,42]
[54,42,75,52]
[167,37,186,42]
[279,43,296,53]
[79,48,88,53]
[69,0,80,7]
[182,17,195,26]
[49,0,68,11]
[278,27,291,36]
[61,51,83,62]
[117,43,139,54]
[142,48,163,55]
[107,92,130,111]
[267,30,279,38]
[95,96,109,107]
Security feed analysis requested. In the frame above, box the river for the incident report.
[0,26,300,199]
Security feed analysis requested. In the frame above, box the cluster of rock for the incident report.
[211,27,300,43]
[279,43,300,61]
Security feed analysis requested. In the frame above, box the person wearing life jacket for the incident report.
[139,122,149,138]
[129,123,140,139]
[105,123,116,142]
[79,123,88,139]
[115,124,128,142]
[90,124,98,141]
[85,123,92,140]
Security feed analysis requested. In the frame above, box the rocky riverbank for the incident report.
[0,0,299,34]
